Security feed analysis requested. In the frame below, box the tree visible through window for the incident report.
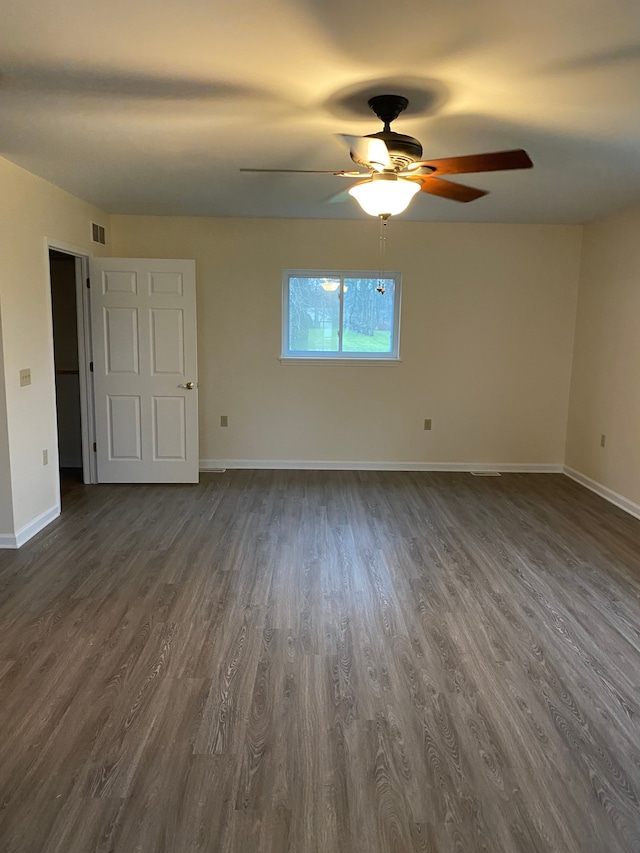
[283,271,401,359]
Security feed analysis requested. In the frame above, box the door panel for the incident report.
[107,395,142,460]
[102,269,138,294]
[104,308,139,374]
[152,396,187,461]
[149,271,184,294]
[90,258,198,483]
[150,309,184,374]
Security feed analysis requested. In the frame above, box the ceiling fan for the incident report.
[241,94,533,217]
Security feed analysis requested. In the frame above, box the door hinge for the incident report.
[90,361,94,372]
[86,277,91,289]
[92,442,97,452]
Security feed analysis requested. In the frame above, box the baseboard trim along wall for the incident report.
[0,504,61,549]
[563,466,640,521]
[200,459,564,474]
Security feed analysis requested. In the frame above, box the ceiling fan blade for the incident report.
[340,134,391,172]
[240,168,365,176]
[410,149,533,176]
[325,188,353,204]
[411,176,489,203]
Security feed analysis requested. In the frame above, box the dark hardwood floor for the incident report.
[1,470,639,852]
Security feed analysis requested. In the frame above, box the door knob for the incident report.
[179,381,195,390]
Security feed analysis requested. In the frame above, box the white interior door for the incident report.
[89,258,198,483]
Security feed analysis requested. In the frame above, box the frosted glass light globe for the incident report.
[349,173,420,217]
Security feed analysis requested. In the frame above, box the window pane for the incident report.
[288,277,340,353]
[342,278,395,353]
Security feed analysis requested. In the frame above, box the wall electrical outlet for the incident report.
[600,433,606,447]
[20,368,31,387]
[42,449,48,466]
[424,418,432,431]
[220,415,228,427]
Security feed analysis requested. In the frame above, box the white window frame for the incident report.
[281,269,402,362]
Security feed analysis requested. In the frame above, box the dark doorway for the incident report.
[49,249,83,483]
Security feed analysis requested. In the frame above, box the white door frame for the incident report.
[45,238,97,484]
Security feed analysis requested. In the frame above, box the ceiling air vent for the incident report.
[91,222,106,245]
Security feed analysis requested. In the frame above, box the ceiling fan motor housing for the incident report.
[367,131,423,170]
[366,95,423,170]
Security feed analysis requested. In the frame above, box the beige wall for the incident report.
[112,216,582,467]
[0,155,109,537]
[566,204,640,506]
[0,307,14,533]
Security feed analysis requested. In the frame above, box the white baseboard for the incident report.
[563,467,640,521]
[0,504,61,549]
[200,459,563,473]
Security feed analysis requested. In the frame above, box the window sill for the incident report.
[280,357,402,366]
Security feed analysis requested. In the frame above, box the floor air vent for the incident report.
[469,471,501,477]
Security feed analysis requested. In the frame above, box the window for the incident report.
[282,270,401,361]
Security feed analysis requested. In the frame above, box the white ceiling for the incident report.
[2,0,640,222]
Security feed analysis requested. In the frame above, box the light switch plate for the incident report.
[19,368,31,387]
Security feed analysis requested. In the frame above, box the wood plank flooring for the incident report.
[1,470,640,852]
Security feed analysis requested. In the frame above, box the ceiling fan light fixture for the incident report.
[348,173,420,217]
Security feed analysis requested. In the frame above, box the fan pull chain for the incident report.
[377,214,389,294]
